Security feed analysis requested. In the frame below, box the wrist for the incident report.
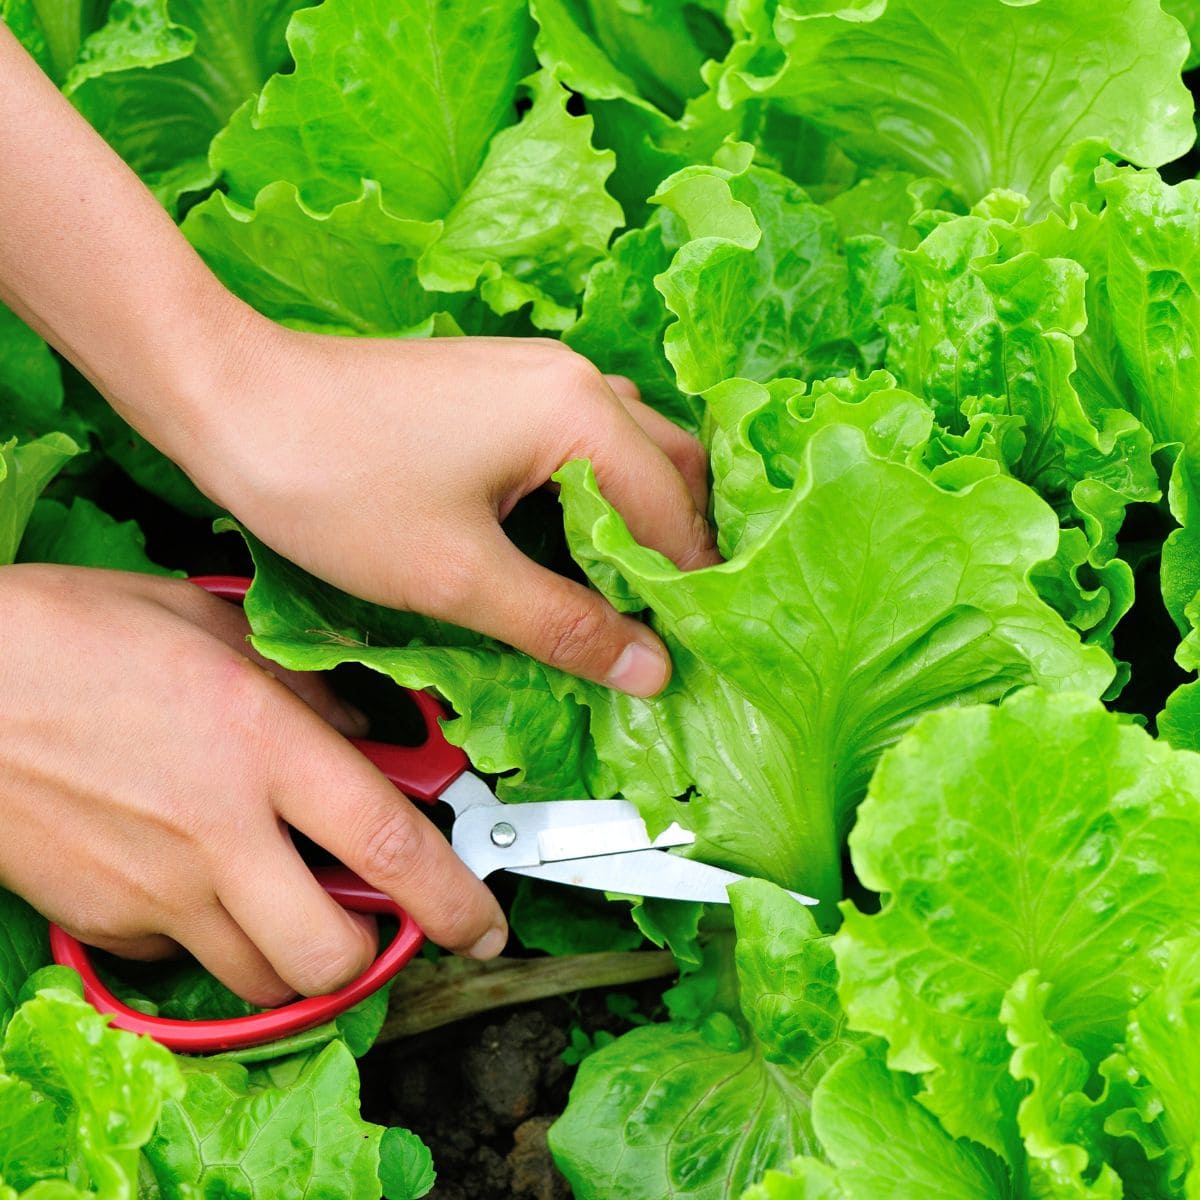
[108,285,287,508]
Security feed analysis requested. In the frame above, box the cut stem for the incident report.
[377,950,676,1043]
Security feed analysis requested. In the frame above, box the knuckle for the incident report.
[415,545,485,617]
[675,508,717,572]
[423,897,491,951]
[288,934,370,997]
[359,809,426,887]
[544,603,611,672]
[548,349,605,399]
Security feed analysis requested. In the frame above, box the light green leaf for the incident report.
[1164,0,1200,70]
[64,0,191,94]
[2,988,182,1197]
[1117,937,1200,1187]
[71,0,310,211]
[378,1127,435,1200]
[1003,971,1123,1198]
[716,0,1193,210]
[17,497,177,574]
[213,0,534,218]
[563,216,699,429]
[807,1046,1012,1199]
[834,689,1200,1161]
[0,434,78,565]
[183,181,446,335]
[145,1041,384,1199]
[550,881,857,1200]
[418,70,623,331]
[652,156,860,395]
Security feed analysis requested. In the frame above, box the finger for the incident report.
[213,823,381,997]
[610,386,711,516]
[603,373,641,403]
[269,711,508,959]
[439,527,673,697]
[169,901,296,1007]
[578,391,721,573]
[156,581,369,736]
[78,932,181,962]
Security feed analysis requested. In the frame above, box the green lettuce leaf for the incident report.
[563,214,698,428]
[205,0,619,329]
[17,497,177,574]
[183,181,448,336]
[70,1,309,210]
[1164,0,1200,69]
[715,0,1194,210]
[834,688,1200,1162]
[0,434,78,564]
[651,151,860,396]
[0,305,66,442]
[550,880,859,1200]
[0,987,182,1196]
[145,1042,385,1199]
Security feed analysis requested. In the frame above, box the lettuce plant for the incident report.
[4,1,1200,1197]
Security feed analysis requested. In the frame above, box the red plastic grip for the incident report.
[50,868,423,1053]
[46,574,472,1051]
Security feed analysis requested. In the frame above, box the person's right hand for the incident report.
[0,564,506,1005]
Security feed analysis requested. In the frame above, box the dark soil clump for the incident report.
[360,982,664,1200]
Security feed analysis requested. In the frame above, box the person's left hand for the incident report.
[158,326,719,698]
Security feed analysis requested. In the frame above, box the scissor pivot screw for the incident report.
[490,821,518,848]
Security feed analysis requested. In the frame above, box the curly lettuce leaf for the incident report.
[651,153,861,396]
[563,215,698,428]
[834,689,1200,1162]
[183,181,448,335]
[206,0,618,329]
[0,987,182,1197]
[715,0,1193,210]
[17,497,178,574]
[145,1042,386,1199]
[883,194,1156,656]
[550,880,859,1200]
[72,1,309,209]
[0,434,78,565]
[1107,937,1200,1190]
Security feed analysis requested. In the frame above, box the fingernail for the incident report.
[332,700,370,737]
[467,925,508,960]
[607,641,670,697]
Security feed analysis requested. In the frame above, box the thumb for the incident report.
[445,529,671,697]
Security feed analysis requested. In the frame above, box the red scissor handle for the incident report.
[50,868,424,1053]
[49,574,471,1052]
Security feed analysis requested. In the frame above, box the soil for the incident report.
[360,982,665,1200]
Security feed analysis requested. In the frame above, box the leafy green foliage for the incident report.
[5,1,1200,1197]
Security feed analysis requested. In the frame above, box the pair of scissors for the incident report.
[50,575,816,1053]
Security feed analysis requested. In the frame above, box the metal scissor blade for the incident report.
[509,848,819,906]
[451,797,694,879]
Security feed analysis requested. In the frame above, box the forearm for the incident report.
[0,23,260,463]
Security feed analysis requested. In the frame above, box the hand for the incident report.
[168,330,720,698]
[0,565,507,1004]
